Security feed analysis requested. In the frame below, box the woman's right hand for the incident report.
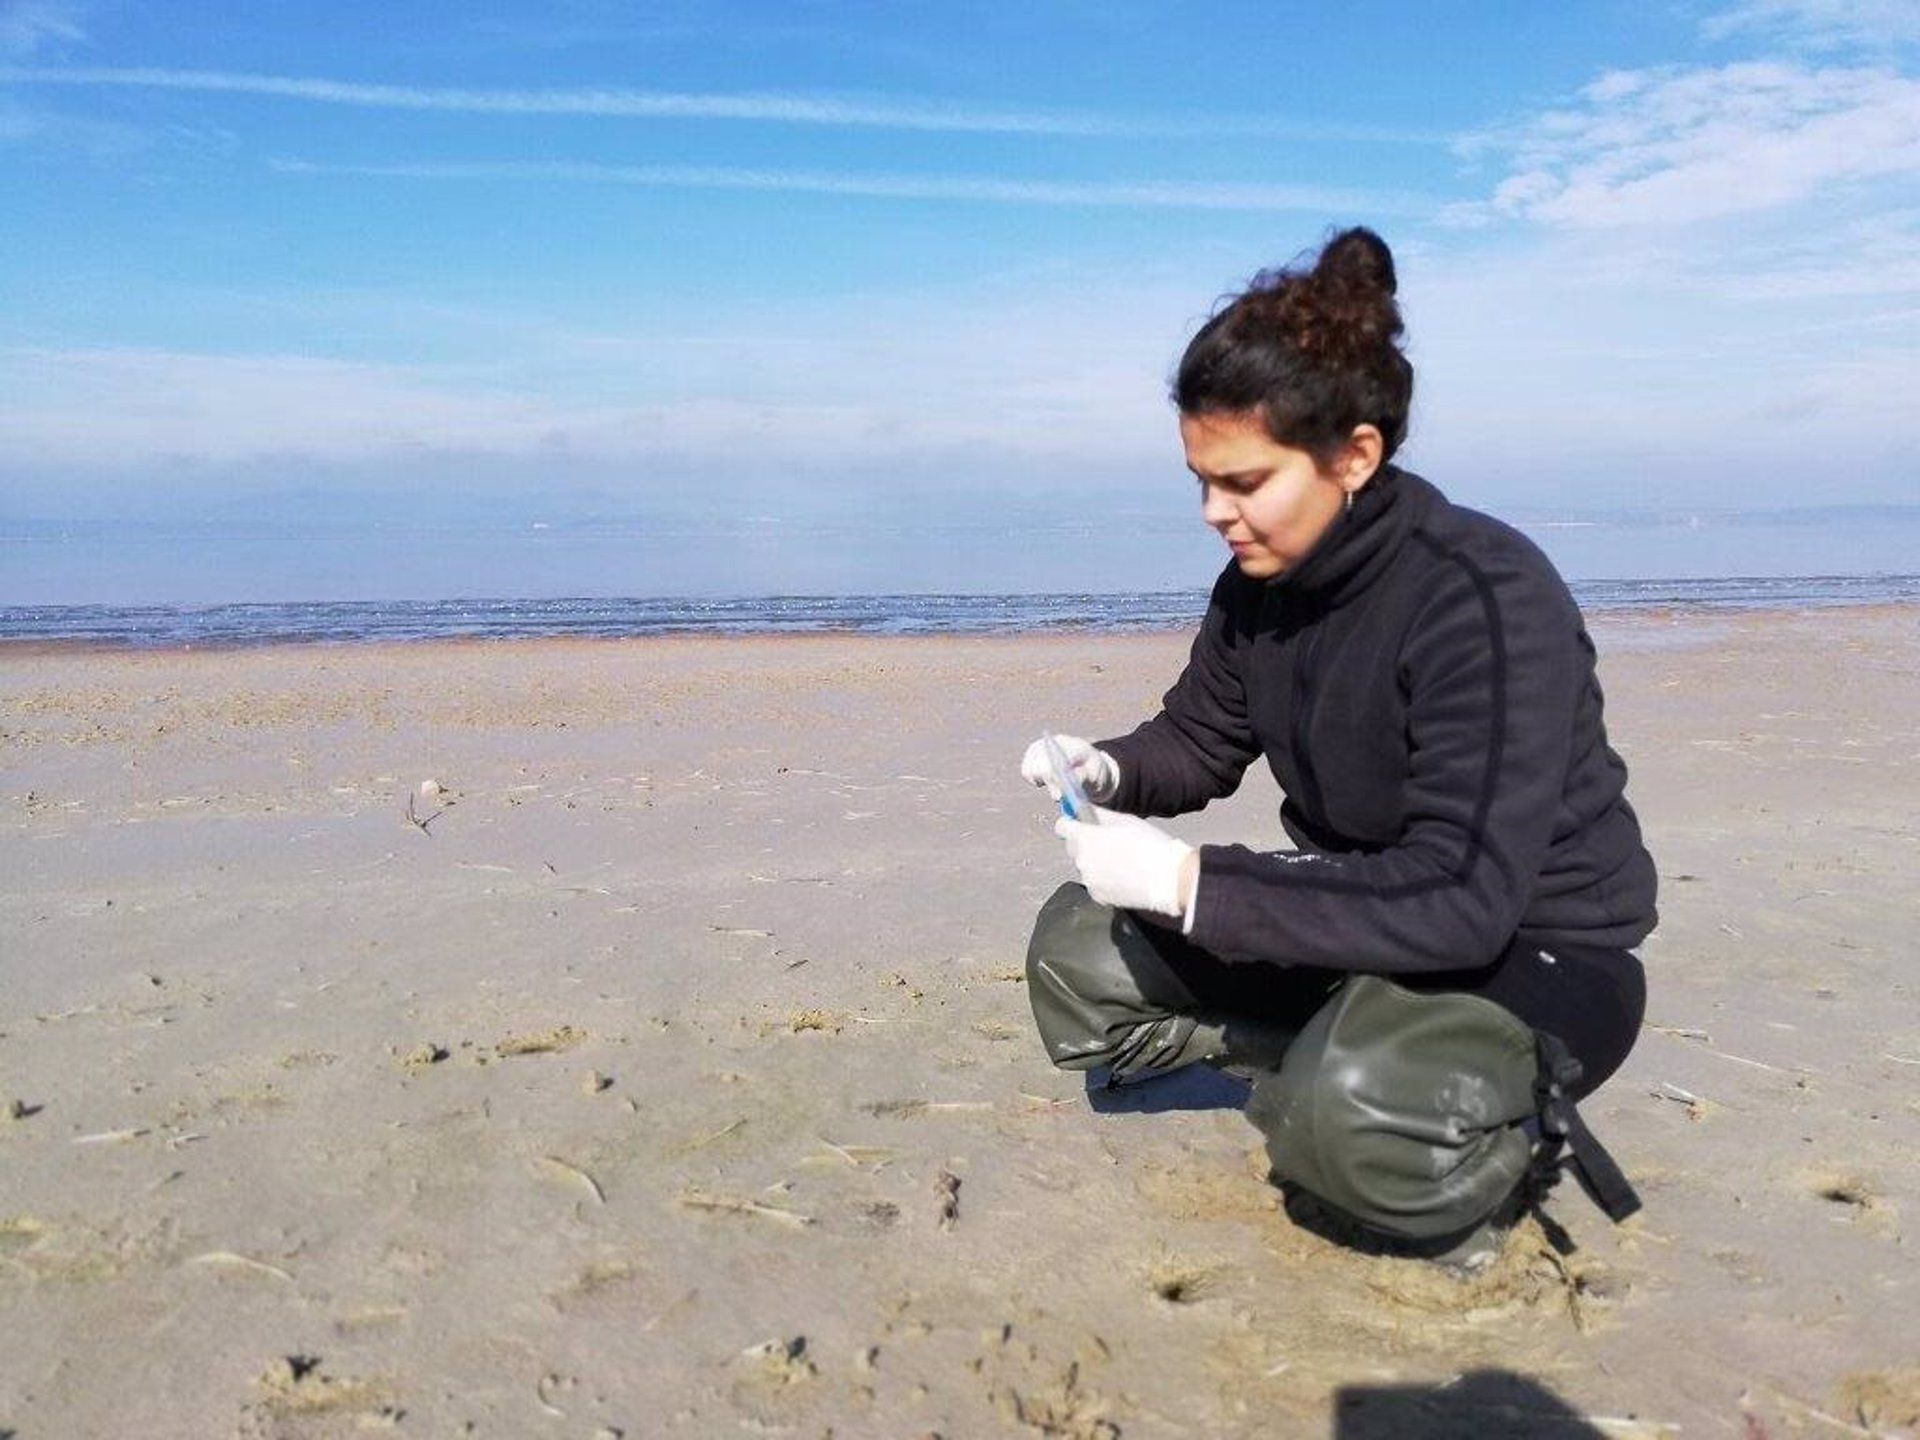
[1020,734,1121,804]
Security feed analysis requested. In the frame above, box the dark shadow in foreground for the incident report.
[1336,1369,1614,1439]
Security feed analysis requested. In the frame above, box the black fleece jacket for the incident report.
[1100,465,1657,973]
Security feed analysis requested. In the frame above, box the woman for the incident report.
[1020,227,1656,1262]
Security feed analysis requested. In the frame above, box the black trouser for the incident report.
[1025,884,1649,1240]
[1109,921,1645,1102]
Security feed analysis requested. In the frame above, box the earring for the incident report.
[1345,491,1355,515]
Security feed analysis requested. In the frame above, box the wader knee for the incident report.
[1247,976,1542,1242]
[1023,882,1297,1085]
[1024,883,1219,1082]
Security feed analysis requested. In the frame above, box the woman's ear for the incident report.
[1339,424,1384,493]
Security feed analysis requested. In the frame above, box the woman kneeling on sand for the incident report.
[1021,227,1656,1268]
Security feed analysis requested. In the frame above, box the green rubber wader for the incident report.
[1246,974,1540,1242]
[1024,883,1294,1082]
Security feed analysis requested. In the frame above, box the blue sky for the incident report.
[2,0,1917,598]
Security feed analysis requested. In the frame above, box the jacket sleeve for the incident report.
[1097,569,1261,817]
[1185,548,1580,971]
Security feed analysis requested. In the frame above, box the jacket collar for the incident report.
[1266,463,1432,607]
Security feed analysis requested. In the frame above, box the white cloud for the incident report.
[0,1,82,56]
[0,272,1190,473]
[0,347,597,464]
[1704,208,1920,295]
[268,157,1425,216]
[1399,232,1919,509]
[0,94,168,156]
[1460,61,1920,228]
[6,226,1914,519]
[0,345,978,471]
[1703,0,1920,50]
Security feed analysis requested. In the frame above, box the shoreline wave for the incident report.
[3,576,1916,650]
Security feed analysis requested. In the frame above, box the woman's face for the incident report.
[1180,410,1368,580]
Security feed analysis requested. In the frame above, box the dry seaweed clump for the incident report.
[0,1213,158,1285]
[742,1335,818,1385]
[788,1009,843,1034]
[993,1359,1120,1440]
[0,1214,47,1252]
[1836,1368,1920,1432]
[399,1043,448,1071]
[560,1255,645,1299]
[1363,1215,1622,1333]
[495,1025,587,1057]
[239,1355,399,1434]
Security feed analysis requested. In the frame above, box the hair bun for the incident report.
[1173,225,1414,463]
[1313,226,1397,298]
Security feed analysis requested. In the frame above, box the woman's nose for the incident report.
[1200,484,1235,528]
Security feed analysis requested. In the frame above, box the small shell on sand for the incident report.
[535,1156,606,1204]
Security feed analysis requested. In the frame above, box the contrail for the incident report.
[0,65,1449,143]
[269,157,1429,214]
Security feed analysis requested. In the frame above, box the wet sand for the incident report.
[2,607,1917,1438]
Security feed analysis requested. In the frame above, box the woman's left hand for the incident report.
[1054,807,1197,921]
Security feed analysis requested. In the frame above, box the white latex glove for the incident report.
[1054,805,1195,919]
[1019,733,1120,803]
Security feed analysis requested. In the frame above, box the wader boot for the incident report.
[1248,974,1641,1268]
[1024,883,1296,1084]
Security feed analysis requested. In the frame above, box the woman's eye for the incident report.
[1195,474,1260,497]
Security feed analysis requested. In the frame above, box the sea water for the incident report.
[2,576,1915,649]
[4,510,1915,647]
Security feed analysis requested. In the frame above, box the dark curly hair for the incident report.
[1173,226,1413,465]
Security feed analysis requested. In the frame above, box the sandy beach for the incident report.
[2,605,1917,1439]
